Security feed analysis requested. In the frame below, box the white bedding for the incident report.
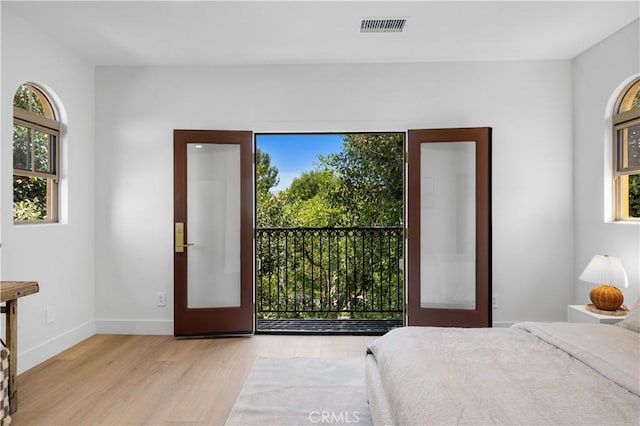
[366,322,640,425]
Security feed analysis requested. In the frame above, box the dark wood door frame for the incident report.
[173,129,254,336]
[406,127,492,327]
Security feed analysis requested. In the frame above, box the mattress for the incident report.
[365,322,640,425]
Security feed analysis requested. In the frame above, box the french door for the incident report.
[406,127,492,327]
[173,130,254,336]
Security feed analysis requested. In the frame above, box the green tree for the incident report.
[287,169,332,201]
[256,148,278,195]
[256,148,280,227]
[629,174,640,217]
[281,170,346,227]
[320,134,403,226]
[13,84,46,114]
[255,148,299,227]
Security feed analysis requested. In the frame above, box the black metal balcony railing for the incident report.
[256,227,404,322]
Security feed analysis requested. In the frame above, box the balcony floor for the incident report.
[256,318,403,335]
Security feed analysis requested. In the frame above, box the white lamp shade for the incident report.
[579,255,629,288]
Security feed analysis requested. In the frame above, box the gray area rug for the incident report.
[226,357,372,425]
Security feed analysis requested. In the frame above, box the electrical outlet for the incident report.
[156,292,166,307]
[46,306,56,323]
[492,295,498,309]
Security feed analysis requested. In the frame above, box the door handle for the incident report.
[175,223,194,252]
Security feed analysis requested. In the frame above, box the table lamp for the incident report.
[579,254,629,313]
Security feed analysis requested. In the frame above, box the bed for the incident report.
[365,301,640,425]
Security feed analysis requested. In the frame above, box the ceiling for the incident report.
[3,1,639,66]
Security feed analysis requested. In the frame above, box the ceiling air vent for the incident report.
[360,18,406,33]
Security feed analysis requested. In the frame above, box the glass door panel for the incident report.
[420,142,476,310]
[186,143,241,308]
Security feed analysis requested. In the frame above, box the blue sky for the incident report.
[256,133,345,192]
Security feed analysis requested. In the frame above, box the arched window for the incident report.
[13,83,60,223]
[613,78,640,221]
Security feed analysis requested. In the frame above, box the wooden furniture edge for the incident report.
[1,281,40,302]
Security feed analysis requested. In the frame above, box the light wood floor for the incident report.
[11,334,376,425]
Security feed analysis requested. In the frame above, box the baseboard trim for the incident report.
[95,319,173,335]
[18,319,95,374]
[492,321,516,328]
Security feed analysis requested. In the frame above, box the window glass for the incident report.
[617,121,640,171]
[613,78,640,221]
[33,130,56,174]
[13,123,30,171]
[628,174,640,218]
[618,80,640,113]
[13,84,55,119]
[13,176,49,221]
[12,83,60,223]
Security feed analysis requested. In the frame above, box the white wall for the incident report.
[573,19,640,307]
[95,60,574,331]
[1,8,96,372]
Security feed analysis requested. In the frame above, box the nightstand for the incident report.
[567,305,627,324]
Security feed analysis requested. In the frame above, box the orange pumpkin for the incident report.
[590,285,624,311]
